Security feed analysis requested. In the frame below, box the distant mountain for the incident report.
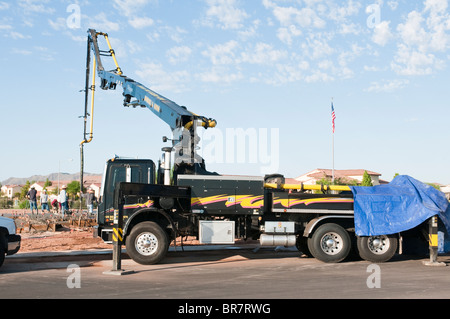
[1,172,102,186]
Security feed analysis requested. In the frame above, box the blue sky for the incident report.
[1,0,450,185]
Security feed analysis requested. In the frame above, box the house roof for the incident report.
[2,184,22,188]
[297,169,381,180]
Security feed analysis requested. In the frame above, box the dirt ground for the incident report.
[0,209,107,253]
[1,209,232,253]
[18,229,203,253]
[19,229,111,253]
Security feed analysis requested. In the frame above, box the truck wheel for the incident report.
[307,223,351,263]
[125,221,169,265]
[357,235,398,263]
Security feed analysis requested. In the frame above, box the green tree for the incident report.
[44,178,52,189]
[426,183,441,191]
[66,181,81,200]
[20,181,31,199]
[361,171,373,186]
[314,177,358,194]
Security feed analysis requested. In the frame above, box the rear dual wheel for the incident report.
[356,235,398,263]
[307,223,398,263]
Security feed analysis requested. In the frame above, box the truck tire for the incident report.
[125,221,169,265]
[307,223,351,263]
[357,235,398,263]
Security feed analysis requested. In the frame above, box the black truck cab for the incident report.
[97,158,155,234]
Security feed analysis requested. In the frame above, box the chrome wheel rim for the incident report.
[135,232,158,256]
[368,235,390,255]
[320,232,343,255]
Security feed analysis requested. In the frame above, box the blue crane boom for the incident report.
[80,29,218,192]
[86,29,217,131]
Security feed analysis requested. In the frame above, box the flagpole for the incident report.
[331,98,335,183]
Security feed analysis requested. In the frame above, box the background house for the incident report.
[295,168,387,186]
[1,185,22,199]
[30,182,45,196]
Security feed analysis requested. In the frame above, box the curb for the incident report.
[6,244,275,260]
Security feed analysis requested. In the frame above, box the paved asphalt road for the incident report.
[1,246,450,305]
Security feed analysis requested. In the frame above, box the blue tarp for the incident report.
[350,175,450,237]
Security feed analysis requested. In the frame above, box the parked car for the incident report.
[0,216,21,268]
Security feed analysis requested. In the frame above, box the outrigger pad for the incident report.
[350,175,450,237]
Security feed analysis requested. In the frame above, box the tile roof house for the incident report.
[1,185,23,199]
[295,168,387,186]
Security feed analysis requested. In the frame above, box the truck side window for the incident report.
[104,165,126,210]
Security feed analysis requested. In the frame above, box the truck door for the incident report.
[98,160,154,224]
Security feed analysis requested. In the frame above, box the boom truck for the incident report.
[83,29,434,265]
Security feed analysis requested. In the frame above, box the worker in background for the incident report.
[27,186,38,215]
[86,188,97,214]
[40,189,49,213]
[59,185,68,217]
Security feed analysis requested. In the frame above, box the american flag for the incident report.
[331,102,336,133]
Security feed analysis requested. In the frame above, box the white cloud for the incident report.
[397,11,428,50]
[48,17,67,31]
[88,12,120,32]
[391,43,443,75]
[167,46,192,64]
[11,48,32,55]
[18,0,55,14]
[0,24,12,31]
[338,22,361,35]
[276,25,302,45]
[304,70,334,83]
[8,31,31,39]
[135,62,191,93]
[197,66,243,84]
[372,21,393,46]
[240,42,287,64]
[301,35,334,60]
[328,0,362,22]
[365,79,410,92]
[238,19,260,39]
[204,0,249,30]
[392,2,450,75]
[0,2,9,10]
[126,41,142,55]
[202,40,239,65]
[113,0,157,29]
[387,1,399,11]
[424,0,448,14]
[128,17,154,29]
[113,0,154,17]
[266,2,325,29]
[268,61,310,84]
